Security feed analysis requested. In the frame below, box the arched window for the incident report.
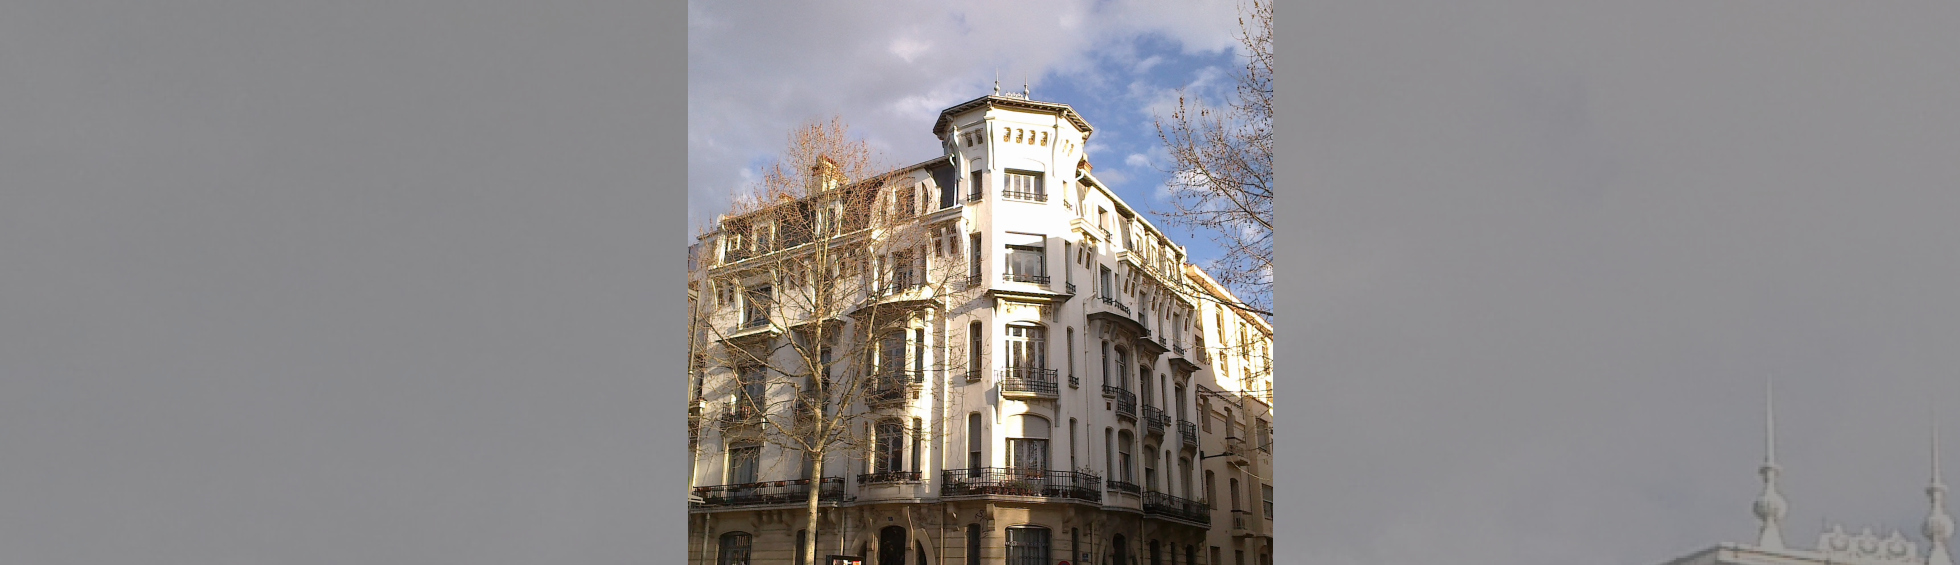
[1008,414,1050,472]
[1006,526,1052,565]
[968,413,984,473]
[717,531,753,565]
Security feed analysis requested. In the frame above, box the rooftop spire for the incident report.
[1927,407,1953,565]
[1755,377,1789,550]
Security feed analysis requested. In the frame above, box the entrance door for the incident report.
[879,526,906,565]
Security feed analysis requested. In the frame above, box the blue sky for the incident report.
[688,0,1246,270]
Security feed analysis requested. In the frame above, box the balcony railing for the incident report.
[857,471,922,485]
[1001,189,1047,202]
[718,402,759,426]
[1068,374,1080,388]
[866,369,925,405]
[1233,509,1251,530]
[691,477,845,509]
[1107,480,1141,495]
[999,368,1059,398]
[1172,344,1186,356]
[1098,295,1131,315]
[733,317,770,332]
[1066,282,1077,294]
[872,278,925,298]
[941,468,1101,503]
[1003,272,1050,284]
[1143,491,1211,526]
[1178,420,1198,448]
[1112,388,1137,420]
[1142,405,1167,436]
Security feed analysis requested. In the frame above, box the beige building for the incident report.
[1184,267,1275,565]
[686,88,1265,564]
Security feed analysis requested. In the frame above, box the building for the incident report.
[686,87,1265,564]
[1653,385,1953,565]
[1184,267,1275,565]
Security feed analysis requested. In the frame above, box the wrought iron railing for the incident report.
[857,471,922,485]
[1003,272,1050,284]
[1233,509,1251,530]
[718,402,759,425]
[867,369,924,405]
[1178,420,1198,448]
[1001,189,1047,202]
[999,368,1059,397]
[1108,480,1141,494]
[1143,491,1211,525]
[1099,295,1131,314]
[940,468,1102,503]
[691,477,845,509]
[1066,282,1077,294]
[1112,388,1137,419]
[1142,405,1167,435]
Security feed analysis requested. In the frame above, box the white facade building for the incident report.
[686,89,1261,565]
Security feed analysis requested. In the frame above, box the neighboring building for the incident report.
[1185,266,1275,565]
[686,88,1254,564]
[1654,385,1954,565]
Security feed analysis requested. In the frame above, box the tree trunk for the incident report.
[804,450,824,565]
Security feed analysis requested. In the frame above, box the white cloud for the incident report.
[687,0,1243,235]
[1124,152,1151,169]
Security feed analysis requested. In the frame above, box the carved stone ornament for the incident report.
[1817,524,1919,563]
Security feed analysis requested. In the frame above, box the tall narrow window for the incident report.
[717,532,753,565]
[1069,418,1078,470]
[737,366,765,415]
[912,418,923,474]
[1179,457,1193,498]
[1118,432,1134,483]
[1115,349,1129,391]
[1257,419,1271,453]
[795,530,808,565]
[1204,471,1215,505]
[1104,428,1114,479]
[727,443,760,485]
[1263,483,1275,519]
[1100,266,1113,298]
[968,413,983,473]
[1066,328,1075,379]
[745,285,772,327]
[966,525,982,564]
[874,420,904,473]
[1230,478,1241,512]
[913,328,925,377]
[899,183,918,217]
[1100,341,1111,386]
[969,234,982,280]
[969,171,984,201]
[969,321,983,380]
[1064,242,1073,285]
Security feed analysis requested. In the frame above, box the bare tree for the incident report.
[1153,0,1274,316]
[689,118,973,565]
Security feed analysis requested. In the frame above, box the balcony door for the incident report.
[1004,325,1046,377]
[1006,414,1050,473]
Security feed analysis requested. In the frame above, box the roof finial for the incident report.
[1024,71,1030,99]
[1755,377,1789,550]
[994,69,1000,96]
[1927,405,1954,565]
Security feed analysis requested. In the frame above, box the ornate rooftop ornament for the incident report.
[1928,413,1954,565]
[1755,378,1789,550]
[1816,525,1919,563]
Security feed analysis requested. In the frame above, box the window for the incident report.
[799,450,815,481]
[1006,527,1052,565]
[966,525,982,564]
[736,366,765,414]
[1150,540,1162,565]
[1230,478,1241,511]
[1100,341,1110,386]
[1069,418,1078,470]
[1002,171,1043,201]
[899,183,918,217]
[1118,432,1134,482]
[912,418,923,473]
[1179,457,1193,498]
[1066,328,1074,379]
[968,413,984,472]
[969,321,983,380]
[1100,266,1113,298]
[717,532,753,565]
[1189,546,1198,565]
[1204,471,1215,505]
[969,234,982,280]
[795,530,808,565]
[1263,483,1275,519]
[1004,325,1046,375]
[745,285,772,326]
[1098,207,1109,231]
[1104,428,1114,480]
[1072,528,1081,563]
[1064,242,1073,284]
[1200,398,1212,432]
[727,443,760,485]
[875,420,904,473]
[1115,349,1129,391]
[969,171,984,201]
[1212,547,1222,565]
[1144,450,1157,491]
[1256,419,1271,453]
[1007,414,1050,472]
[914,328,926,376]
[1004,237,1047,283]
